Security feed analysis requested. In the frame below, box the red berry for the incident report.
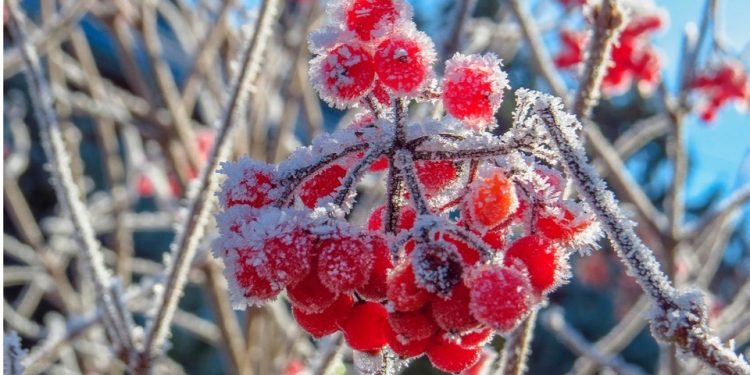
[310,42,376,107]
[430,283,481,333]
[411,242,463,297]
[374,31,435,95]
[219,158,277,209]
[504,235,558,294]
[344,0,400,41]
[300,164,347,208]
[317,233,373,293]
[415,160,458,195]
[340,302,389,351]
[387,263,430,312]
[367,205,416,233]
[463,170,517,230]
[259,227,315,286]
[467,265,531,332]
[287,262,339,314]
[386,325,430,359]
[535,202,594,242]
[442,53,508,129]
[358,234,394,300]
[292,295,354,338]
[457,328,493,348]
[426,334,481,373]
[388,308,437,341]
[233,250,281,302]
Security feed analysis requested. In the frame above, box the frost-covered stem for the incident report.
[541,308,649,375]
[496,310,537,375]
[683,184,750,240]
[571,296,650,375]
[397,150,430,215]
[203,260,248,375]
[313,335,344,375]
[538,101,750,375]
[333,145,389,208]
[5,0,134,354]
[411,142,525,161]
[137,0,280,369]
[385,99,410,233]
[4,331,27,375]
[507,0,568,100]
[572,0,626,119]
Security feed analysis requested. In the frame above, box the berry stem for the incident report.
[497,310,537,375]
[333,145,389,209]
[397,150,430,215]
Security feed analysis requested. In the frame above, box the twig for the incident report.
[542,308,649,375]
[6,0,135,356]
[682,184,750,240]
[536,94,750,375]
[496,310,537,375]
[137,0,281,370]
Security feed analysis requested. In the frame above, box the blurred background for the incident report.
[3,0,749,374]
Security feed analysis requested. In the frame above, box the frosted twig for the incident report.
[4,331,28,375]
[5,0,135,356]
[312,335,345,375]
[541,308,649,375]
[536,94,750,375]
[137,0,280,370]
[495,310,537,375]
[572,0,626,119]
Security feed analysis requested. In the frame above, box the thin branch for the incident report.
[683,184,750,240]
[137,0,281,369]
[6,0,134,355]
[496,310,537,375]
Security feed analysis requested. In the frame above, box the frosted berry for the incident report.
[299,164,347,208]
[358,234,394,300]
[344,0,400,41]
[387,263,430,312]
[340,302,389,351]
[415,160,458,195]
[457,328,493,348]
[536,202,594,243]
[442,53,508,129]
[430,283,481,333]
[388,308,438,341]
[310,42,376,107]
[259,227,314,286]
[234,250,281,302]
[292,295,354,338]
[367,204,416,232]
[426,334,482,373]
[317,233,373,293]
[411,242,463,297]
[467,265,531,332]
[504,235,558,294]
[287,262,339,313]
[386,324,430,359]
[219,157,278,209]
[463,170,517,230]
[374,30,435,95]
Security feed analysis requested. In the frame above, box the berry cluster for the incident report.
[690,60,750,122]
[555,1,665,95]
[213,0,600,373]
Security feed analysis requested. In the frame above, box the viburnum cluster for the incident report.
[213,0,601,373]
[555,0,666,95]
[690,60,750,122]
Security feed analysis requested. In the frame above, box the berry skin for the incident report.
[535,202,594,243]
[300,164,347,208]
[426,334,482,373]
[367,205,416,233]
[287,262,339,314]
[415,160,458,196]
[411,242,463,297]
[374,30,435,95]
[457,328,493,348]
[340,302,389,351]
[388,308,438,341]
[386,324,430,359]
[219,158,277,209]
[259,227,314,287]
[344,0,400,41]
[234,254,281,302]
[463,170,517,230]
[310,42,376,107]
[387,263,430,312]
[442,53,509,129]
[467,265,531,332]
[292,295,354,338]
[317,233,373,293]
[430,283,481,333]
[504,235,558,294]
[358,234,394,300]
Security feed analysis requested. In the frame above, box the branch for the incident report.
[535,94,750,375]
[572,0,626,119]
[496,310,537,375]
[5,0,135,355]
[137,0,281,369]
[682,184,750,240]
